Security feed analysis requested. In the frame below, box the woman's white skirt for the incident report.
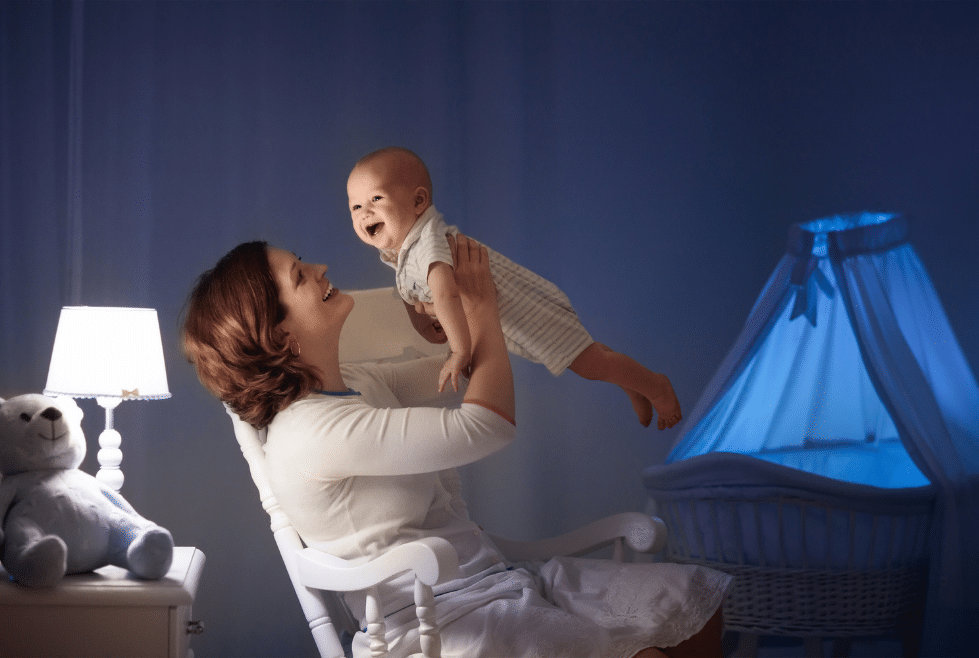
[352,556,732,658]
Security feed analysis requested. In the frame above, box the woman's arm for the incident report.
[272,397,514,477]
[450,233,515,424]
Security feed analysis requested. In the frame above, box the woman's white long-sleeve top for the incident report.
[264,356,514,563]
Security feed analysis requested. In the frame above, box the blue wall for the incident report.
[2,2,977,656]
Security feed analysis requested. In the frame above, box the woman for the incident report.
[183,234,730,658]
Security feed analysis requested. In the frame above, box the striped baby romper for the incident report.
[381,205,594,375]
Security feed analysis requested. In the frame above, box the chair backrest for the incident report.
[228,288,448,658]
[227,406,356,658]
[338,287,448,364]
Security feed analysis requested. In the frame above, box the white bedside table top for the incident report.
[0,546,205,607]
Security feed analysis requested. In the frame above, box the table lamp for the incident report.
[44,306,171,491]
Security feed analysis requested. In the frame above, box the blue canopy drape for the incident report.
[666,213,979,654]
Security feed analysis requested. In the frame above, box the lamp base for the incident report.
[96,398,124,492]
[95,430,124,491]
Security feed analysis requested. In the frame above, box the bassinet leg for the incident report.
[829,637,852,658]
[803,636,825,658]
[900,623,923,658]
[733,632,759,658]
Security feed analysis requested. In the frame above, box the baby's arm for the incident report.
[428,260,472,392]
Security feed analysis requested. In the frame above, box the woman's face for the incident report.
[267,246,354,350]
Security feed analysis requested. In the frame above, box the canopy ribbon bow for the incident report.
[121,388,140,398]
[789,256,834,326]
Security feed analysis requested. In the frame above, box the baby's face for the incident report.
[348,162,420,252]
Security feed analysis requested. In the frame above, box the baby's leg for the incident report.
[569,342,682,430]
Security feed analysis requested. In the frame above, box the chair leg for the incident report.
[365,586,389,657]
[414,578,440,658]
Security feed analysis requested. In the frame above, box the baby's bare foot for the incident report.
[648,372,682,430]
[622,386,653,427]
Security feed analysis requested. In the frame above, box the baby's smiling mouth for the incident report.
[366,221,384,237]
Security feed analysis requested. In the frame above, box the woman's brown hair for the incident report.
[181,241,320,428]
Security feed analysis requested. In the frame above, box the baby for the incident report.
[348,147,681,429]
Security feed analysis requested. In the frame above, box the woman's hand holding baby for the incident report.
[449,233,496,310]
[449,233,513,422]
[436,233,491,392]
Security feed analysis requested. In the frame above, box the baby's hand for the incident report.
[439,350,470,393]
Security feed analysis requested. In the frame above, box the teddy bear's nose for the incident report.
[40,407,62,422]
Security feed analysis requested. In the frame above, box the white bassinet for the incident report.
[643,452,935,657]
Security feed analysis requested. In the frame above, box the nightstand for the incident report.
[0,546,205,658]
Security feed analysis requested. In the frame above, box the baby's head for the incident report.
[348,147,433,251]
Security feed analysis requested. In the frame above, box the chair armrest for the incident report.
[293,537,460,591]
[487,512,667,562]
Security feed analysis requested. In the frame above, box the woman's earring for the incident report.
[290,340,301,358]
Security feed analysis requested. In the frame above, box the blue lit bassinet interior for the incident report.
[642,213,979,653]
[672,213,931,487]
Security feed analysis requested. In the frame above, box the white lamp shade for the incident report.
[44,306,171,400]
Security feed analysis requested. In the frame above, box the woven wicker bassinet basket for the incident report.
[644,455,935,639]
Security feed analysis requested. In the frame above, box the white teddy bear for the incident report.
[0,393,173,588]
